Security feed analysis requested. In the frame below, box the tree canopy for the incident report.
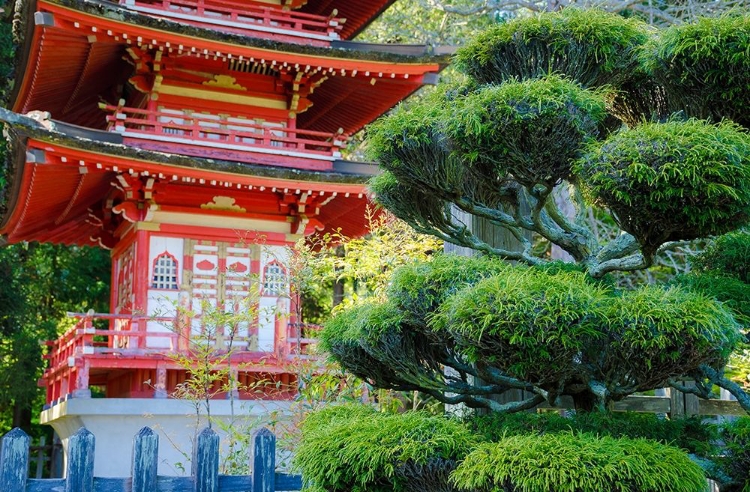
[322,9,750,413]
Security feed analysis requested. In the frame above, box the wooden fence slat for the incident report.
[92,477,130,491]
[34,436,46,479]
[666,387,685,418]
[698,398,745,416]
[217,475,253,491]
[26,478,65,492]
[193,427,219,492]
[275,473,303,490]
[132,427,159,492]
[612,395,671,413]
[65,428,95,492]
[0,428,31,492]
[251,428,276,492]
[684,381,701,416]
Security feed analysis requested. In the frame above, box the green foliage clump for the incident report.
[367,85,522,213]
[447,76,608,187]
[672,273,750,328]
[324,256,742,407]
[434,268,608,385]
[295,405,478,492]
[368,170,455,236]
[319,299,410,387]
[455,9,650,88]
[715,417,750,492]
[466,411,716,456]
[388,253,509,324]
[643,14,750,126]
[451,432,707,492]
[576,119,750,254]
[599,285,742,389]
[692,231,750,284]
[367,90,450,188]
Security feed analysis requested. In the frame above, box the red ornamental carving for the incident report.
[196,259,216,271]
[228,261,248,273]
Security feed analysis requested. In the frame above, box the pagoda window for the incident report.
[262,261,287,296]
[152,252,180,290]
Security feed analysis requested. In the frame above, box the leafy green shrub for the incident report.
[446,76,607,188]
[367,87,524,210]
[319,299,415,389]
[466,411,716,456]
[369,171,456,236]
[367,90,453,189]
[642,15,750,126]
[451,432,707,492]
[576,119,750,254]
[597,285,742,390]
[714,417,750,492]
[433,268,609,386]
[672,273,750,328]
[295,405,478,492]
[388,253,510,325]
[455,9,649,88]
[691,231,750,284]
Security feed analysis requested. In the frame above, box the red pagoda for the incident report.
[0,0,445,475]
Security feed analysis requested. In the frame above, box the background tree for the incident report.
[321,9,750,414]
[360,0,748,46]
[0,243,110,434]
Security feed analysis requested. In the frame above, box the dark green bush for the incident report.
[387,253,510,325]
[446,76,607,188]
[691,231,750,283]
[672,273,750,328]
[433,267,609,386]
[367,91,454,190]
[466,411,716,456]
[369,171,456,236]
[596,285,742,390]
[642,15,750,127]
[367,87,527,210]
[295,405,478,492]
[576,119,750,254]
[455,9,649,88]
[319,299,417,389]
[714,417,750,492]
[451,432,707,492]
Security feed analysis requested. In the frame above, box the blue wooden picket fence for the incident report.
[0,426,303,492]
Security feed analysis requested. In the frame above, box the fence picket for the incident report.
[0,428,30,492]
[193,427,220,492]
[251,428,276,492]
[132,427,159,492]
[65,428,95,492]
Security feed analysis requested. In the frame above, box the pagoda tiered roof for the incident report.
[0,108,377,247]
[11,0,445,134]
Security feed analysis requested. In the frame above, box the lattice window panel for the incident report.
[151,253,179,290]
[262,262,287,296]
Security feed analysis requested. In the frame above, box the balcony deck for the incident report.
[101,103,347,170]
[120,0,345,43]
[41,312,320,404]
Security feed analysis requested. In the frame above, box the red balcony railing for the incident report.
[41,312,321,403]
[100,104,347,160]
[121,0,345,40]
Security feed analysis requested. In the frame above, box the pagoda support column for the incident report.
[73,360,91,399]
[155,363,168,398]
[134,229,150,347]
